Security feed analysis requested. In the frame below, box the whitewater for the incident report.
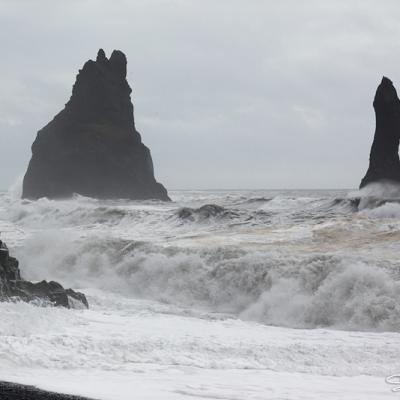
[0,184,400,399]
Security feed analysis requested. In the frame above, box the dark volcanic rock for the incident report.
[0,240,88,309]
[22,49,169,201]
[360,77,400,188]
[177,204,239,221]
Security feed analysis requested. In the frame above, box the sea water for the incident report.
[0,185,399,399]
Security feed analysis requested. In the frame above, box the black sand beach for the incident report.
[0,381,95,400]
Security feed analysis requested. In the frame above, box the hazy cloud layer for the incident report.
[1,0,400,189]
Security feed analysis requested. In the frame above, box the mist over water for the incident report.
[2,184,400,332]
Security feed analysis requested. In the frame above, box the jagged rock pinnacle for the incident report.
[109,50,127,78]
[96,48,107,64]
[22,49,169,200]
[360,76,400,188]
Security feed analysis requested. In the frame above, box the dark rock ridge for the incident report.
[0,240,88,308]
[177,204,239,221]
[22,49,169,201]
[360,76,400,188]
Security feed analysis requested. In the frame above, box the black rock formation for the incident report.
[177,204,239,221]
[360,76,400,188]
[22,49,169,201]
[0,240,88,308]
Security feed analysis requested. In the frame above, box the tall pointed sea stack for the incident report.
[22,49,169,200]
[360,76,400,188]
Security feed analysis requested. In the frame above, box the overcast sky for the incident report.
[1,0,400,190]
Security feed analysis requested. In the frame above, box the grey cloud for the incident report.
[1,0,400,189]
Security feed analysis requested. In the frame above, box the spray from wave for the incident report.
[349,181,400,215]
[3,186,400,332]
[13,230,400,332]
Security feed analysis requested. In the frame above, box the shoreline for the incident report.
[0,381,95,400]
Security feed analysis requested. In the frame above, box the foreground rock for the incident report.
[360,76,400,188]
[22,48,169,201]
[0,381,94,400]
[0,240,88,309]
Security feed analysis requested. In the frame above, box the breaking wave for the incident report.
[4,194,364,233]
[14,232,400,332]
[3,185,400,333]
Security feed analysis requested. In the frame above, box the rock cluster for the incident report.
[360,76,400,188]
[0,240,88,308]
[22,49,169,201]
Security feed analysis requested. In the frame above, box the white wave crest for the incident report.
[14,232,400,332]
[242,262,400,331]
[360,202,400,218]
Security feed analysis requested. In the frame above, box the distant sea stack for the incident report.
[360,77,400,188]
[22,49,169,201]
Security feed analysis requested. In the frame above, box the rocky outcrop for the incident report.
[0,240,88,308]
[22,49,169,201]
[177,204,239,221]
[360,77,400,188]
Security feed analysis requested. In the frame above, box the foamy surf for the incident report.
[0,186,400,399]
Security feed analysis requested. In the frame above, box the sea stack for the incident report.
[22,49,169,201]
[360,77,400,188]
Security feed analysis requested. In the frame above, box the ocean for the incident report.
[0,185,399,399]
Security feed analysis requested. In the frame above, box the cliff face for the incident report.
[22,49,169,201]
[360,77,400,188]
